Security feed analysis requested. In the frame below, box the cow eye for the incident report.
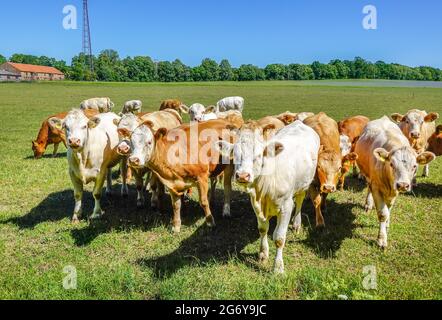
[82,125,87,129]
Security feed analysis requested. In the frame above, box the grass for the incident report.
[0,80,441,300]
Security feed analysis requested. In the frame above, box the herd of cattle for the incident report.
[31,96,441,273]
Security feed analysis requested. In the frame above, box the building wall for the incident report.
[0,63,65,81]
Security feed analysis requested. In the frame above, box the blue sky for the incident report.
[1,0,441,67]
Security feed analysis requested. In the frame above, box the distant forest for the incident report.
[1,50,441,82]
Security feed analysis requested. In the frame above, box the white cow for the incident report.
[48,110,127,223]
[121,100,142,114]
[188,103,218,122]
[355,116,435,248]
[217,121,320,273]
[216,96,245,113]
[80,97,115,113]
[340,134,352,157]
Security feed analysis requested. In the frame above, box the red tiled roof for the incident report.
[7,62,64,75]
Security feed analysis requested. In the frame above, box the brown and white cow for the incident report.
[159,99,189,115]
[355,116,435,248]
[48,110,128,222]
[428,125,442,156]
[80,97,115,113]
[126,119,237,233]
[391,109,439,177]
[275,112,315,125]
[115,110,183,209]
[304,112,357,227]
[32,109,99,159]
[337,115,370,190]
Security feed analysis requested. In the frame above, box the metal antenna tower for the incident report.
[82,0,93,73]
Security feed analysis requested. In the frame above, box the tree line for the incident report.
[1,51,441,82]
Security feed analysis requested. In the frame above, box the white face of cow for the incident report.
[127,125,155,169]
[374,147,435,192]
[189,104,206,122]
[115,114,140,156]
[392,110,439,140]
[340,134,352,157]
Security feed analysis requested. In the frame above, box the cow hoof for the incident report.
[316,222,325,229]
[137,201,144,209]
[364,204,373,212]
[292,223,302,234]
[171,225,181,233]
[105,191,113,198]
[222,207,231,218]
[206,216,216,228]
[258,252,269,264]
[90,211,104,220]
[377,238,388,249]
[273,261,284,274]
[72,217,80,224]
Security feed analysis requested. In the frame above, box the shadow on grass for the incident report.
[23,152,67,160]
[136,189,260,279]
[341,175,367,193]
[410,182,442,199]
[300,197,357,259]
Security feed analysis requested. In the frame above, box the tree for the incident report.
[70,53,97,81]
[265,64,287,80]
[237,64,265,81]
[0,54,6,65]
[172,59,192,82]
[199,58,220,81]
[287,64,314,80]
[330,59,350,79]
[157,61,175,82]
[219,59,234,81]
[124,56,156,82]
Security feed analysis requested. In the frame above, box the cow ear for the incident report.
[214,141,234,157]
[343,152,358,162]
[226,124,240,135]
[436,125,442,134]
[117,128,131,138]
[48,117,63,130]
[113,118,120,126]
[264,142,284,157]
[155,128,168,140]
[88,117,101,128]
[416,151,435,165]
[424,112,439,123]
[373,148,390,162]
[179,104,189,114]
[142,120,155,129]
[391,113,404,123]
[204,105,217,114]
[279,114,296,125]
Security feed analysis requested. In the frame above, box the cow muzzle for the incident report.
[396,182,411,192]
[410,132,420,139]
[235,172,251,184]
[117,142,131,155]
[68,138,81,149]
[320,184,336,193]
[128,156,142,168]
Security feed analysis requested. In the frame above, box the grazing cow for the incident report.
[126,119,237,232]
[216,96,245,113]
[216,121,320,273]
[48,110,128,222]
[391,109,439,177]
[296,112,315,122]
[80,97,115,113]
[304,112,358,227]
[115,110,183,209]
[159,99,189,115]
[195,106,244,125]
[121,100,142,115]
[428,125,442,156]
[337,115,370,190]
[355,116,435,248]
[33,109,99,159]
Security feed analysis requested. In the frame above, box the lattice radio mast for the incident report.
[82,0,94,73]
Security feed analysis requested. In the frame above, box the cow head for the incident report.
[32,140,45,159]
[391,110,439,140]
[374,147,435,192]
[276,112,298,125]
[216,124,280,186]
[428,125,442,156]
[316,147,344,193]
[49,110,99,151]
[126,121,163,169]
[114,114,141,156]
[189,103,206,122]
[339,134,352,157]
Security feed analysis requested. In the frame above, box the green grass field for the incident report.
[0,81,441,300]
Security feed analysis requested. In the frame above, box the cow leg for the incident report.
[52,143,60,158]
[150,174,160,211]
[134,171,145,209]
[120,160,129,198]
[209,177,217,205]
[365,186,374,212]
[197,176,215,228]
[222,164,233,217]
[321,192,328,214]
[338,169,346,191]
[309,186,324,228]
[372,189,390,249]
[273,199,293,274]
[422,164,429,177]
[105,169,112,197]
[169,192,182,233]
[70,171,83,223]
[257,216,269,264]
[91,171,106,219]
[291,191,306,234]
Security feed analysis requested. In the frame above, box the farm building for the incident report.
[0,62,65,81]
[0,69,21,82]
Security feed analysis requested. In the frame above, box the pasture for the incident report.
[0,81,441,300]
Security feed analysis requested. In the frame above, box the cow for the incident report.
[159,99,189,115]
[188,103,211,122]
[121,100,142,115]
[355,116,435,248]
[194,106,244,125]
[115,110,183,209]
[125,119,237,233]
[274,112,315,125]
[216,96,245,113]
[337,115,370,190]
[32,109,99,159]
[216,121,320,273]
[428,125,442,156]
[391,109,439,177]
[80,97,115,113]
[48,109,128,223]
[304,112,358,227]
